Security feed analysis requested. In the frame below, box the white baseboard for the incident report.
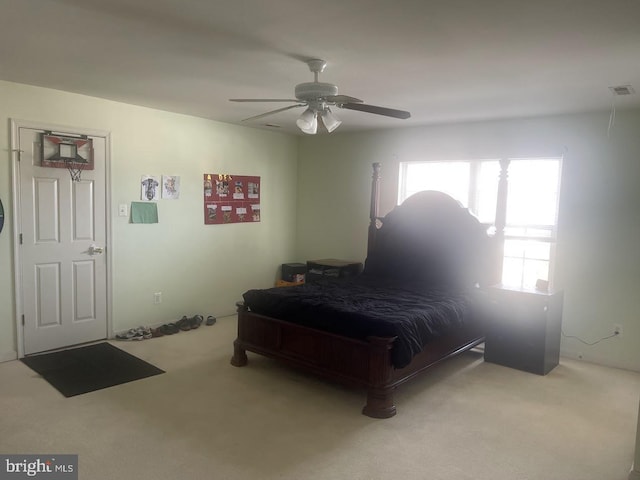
[560,348,640,373]
[0,350,18,363]
[629,468,640,480]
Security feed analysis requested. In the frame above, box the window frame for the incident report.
[398,157,563,289]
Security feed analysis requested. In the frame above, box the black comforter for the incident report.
[242,275,483,368]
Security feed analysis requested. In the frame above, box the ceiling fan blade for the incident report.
[326,95,363,104]
[230,98,299,102]
[339,102,411,119]
[241,104,306,122]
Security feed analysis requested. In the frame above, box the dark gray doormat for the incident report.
[21,342,164,397]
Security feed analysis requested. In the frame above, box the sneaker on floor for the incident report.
[116,329,144,341]
[151,327,165,338]
[159,323,180,335]
[137,326,153,339]
[206,315,217,326]
[189,315,203,329]
[177,316,191,331]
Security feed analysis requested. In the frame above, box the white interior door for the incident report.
[18,126,108,355]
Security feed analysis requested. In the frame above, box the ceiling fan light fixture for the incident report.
[321,108,342,133]
[230,58,411,132]
[296,108,318,134]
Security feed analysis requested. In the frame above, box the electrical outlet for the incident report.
[118,204,128,217]
[153,292,162,304]
[614,324,623,336]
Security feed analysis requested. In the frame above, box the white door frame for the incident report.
[10,118,113,358]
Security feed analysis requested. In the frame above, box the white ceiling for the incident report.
[1,0,639,135]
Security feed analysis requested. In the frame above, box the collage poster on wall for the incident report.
[203,173,260,224]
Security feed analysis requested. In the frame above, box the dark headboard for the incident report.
[366,163,504,287]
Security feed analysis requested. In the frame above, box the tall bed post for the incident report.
[629,398,640,479]
[368,162,381,256]
[493,158,510,282]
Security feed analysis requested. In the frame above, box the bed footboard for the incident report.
[231,303,483,418]
[231,302,399,418]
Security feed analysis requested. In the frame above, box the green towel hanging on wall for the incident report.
[130,202,158,224]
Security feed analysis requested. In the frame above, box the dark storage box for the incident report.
[281,263,307,282]
[484,286,563,375]
[306,259,363,282]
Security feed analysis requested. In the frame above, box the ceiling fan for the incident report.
[230,59,411,134]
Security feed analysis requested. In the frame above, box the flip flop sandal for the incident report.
[189,315,203,329]
[206,316,217,326]
[177,316,191,331]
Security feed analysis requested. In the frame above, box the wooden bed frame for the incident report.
[231,162,508,418]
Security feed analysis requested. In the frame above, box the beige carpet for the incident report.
[1,316,638,480]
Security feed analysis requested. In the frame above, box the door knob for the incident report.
[88,244,104,255]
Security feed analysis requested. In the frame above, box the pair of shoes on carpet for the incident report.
[151,323,177,337]
[116,326,152,341]
[177,315,204,331]
[152,315,204,337]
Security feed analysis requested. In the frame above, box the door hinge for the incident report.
[21,315,25,326]
[11,149,23,161]
[19,233,23,245]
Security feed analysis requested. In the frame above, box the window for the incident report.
[398,158,562,289]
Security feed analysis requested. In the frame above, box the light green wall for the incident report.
[3,78,638,372]
[297,110,640,372]
[0,80,298,361]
